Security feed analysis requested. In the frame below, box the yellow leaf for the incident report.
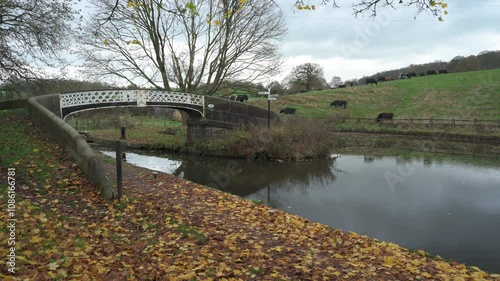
[57,269,68,278]
[129,39,142,46]
[214,19,221,26]
[48,261,59,271]
[30,236,43,244]
[421,272,432,278]
[383,256,397,268]
[442,3,448,8]
[97,265,108,274]
[104,39,109,45]
[240,0,247,4]
[417,249,426,256]
[61,258,73,268]
[36,213,47,223]
[444,10,448,15]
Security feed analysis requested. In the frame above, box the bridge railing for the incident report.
[59,90,205,119]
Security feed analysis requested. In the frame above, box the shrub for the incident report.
[199,119,337,160]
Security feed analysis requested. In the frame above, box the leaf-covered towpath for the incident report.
[1,110,499,280]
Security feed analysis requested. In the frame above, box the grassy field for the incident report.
[65,69,499,158]
[248,69,500,120]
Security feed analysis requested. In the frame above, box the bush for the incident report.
[198,119,337,160]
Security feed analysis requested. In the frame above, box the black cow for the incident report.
[229,96,236,100]
[438,69,448,74]
[426,70,437,75]
[280,107,296,115]
[405,72,417,78]
[366,78,377,85]
[419,72,426,76]
[337,84,346,88]
[376,112,394,122]
[331,100,347,109]
[236,94,249,102]
[378,76,386,82]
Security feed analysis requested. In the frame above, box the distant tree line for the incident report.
[3,50,499,98]
[0,79,114,97]
[366,50,500,82]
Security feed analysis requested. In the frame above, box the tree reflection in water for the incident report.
[173,156,341,200]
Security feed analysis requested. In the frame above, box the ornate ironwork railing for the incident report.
[59,90,205,118]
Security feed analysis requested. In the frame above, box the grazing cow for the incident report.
[337,84,346,88]
[236,94,249,102]
[386,77,394,81]
[229,96,236,100]
[405,72,417,78]
[365,78,377,85]
[419,72,426,76]
[349,81,354,87]
[331,100,347,108]
[376,112,394,122]
[438,69,448,74]
[398,73,407,79]
[280,107,296,115]
[378,76,386,82]
[426,70,437,75]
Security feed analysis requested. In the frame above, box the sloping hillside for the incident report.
[249,69,500,120]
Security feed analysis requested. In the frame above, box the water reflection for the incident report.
[99,148,500,273]
[173,157,338,198]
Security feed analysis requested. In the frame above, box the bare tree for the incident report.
[0,0,77,83]
[293,0,448,20]
[284,63,327,92]
[79,0,286,95]
[330,76,343,88]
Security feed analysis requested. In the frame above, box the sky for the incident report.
[273,0,500,84]
[64,0,500,87]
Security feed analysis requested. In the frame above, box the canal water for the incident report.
[100,148,500,273]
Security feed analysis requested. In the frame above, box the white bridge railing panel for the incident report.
[60,90,136,108]
[146,91,204,106]
[60,90,204,115]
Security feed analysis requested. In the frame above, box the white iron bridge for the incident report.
[60,90,205,120]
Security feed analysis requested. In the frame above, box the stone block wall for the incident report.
[27,94,115,199]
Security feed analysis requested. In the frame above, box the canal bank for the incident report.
[98,154,500,279]
[97,146,500,273]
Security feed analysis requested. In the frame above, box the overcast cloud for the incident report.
[274,0,500,83]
